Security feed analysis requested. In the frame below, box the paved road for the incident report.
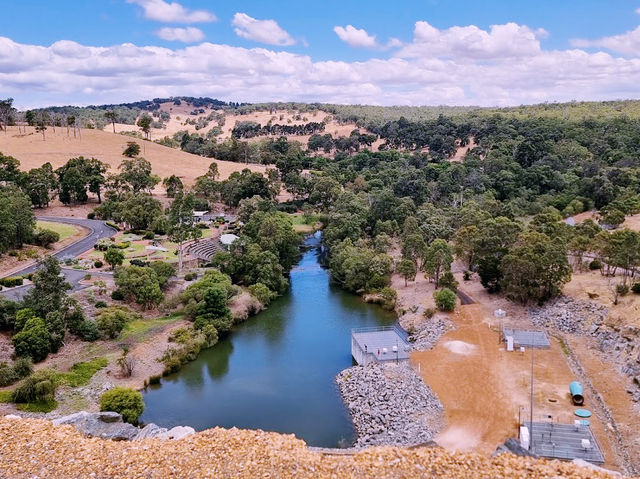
[0,217,117,301]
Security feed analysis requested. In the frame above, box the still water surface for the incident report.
[141,233,395,447]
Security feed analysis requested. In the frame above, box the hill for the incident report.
[0,126,266,184]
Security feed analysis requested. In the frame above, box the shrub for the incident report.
[12,317,51,362]
[87,212,95,219]
[434,288,457,312]
[148,374,161,385]
[617,283,630,296]
[12,368,58,404]
[379,287,397,310]
[196,222,209,229]
[94,260,104,268]
[439,272,459,294]
[104,247,125,270]
[95,300,108,308]
[96,306,142,339]
[589,259,602,270]
[0,277,23,288]
[114,241,131,249]
[184,272,197,281]
[248,283,276,306]
[12,357,34,379]
[73,320,100,342]
[0,363,17,387]
[32,229,60,248]
[0,358,32,387]
[463,271,471,281]
[99,387,144,425]
[106,221,120,231]
[130,259,150,267]
[111,289,125,301]
[14,308,36,332]
[632,282,640,294]
[143,231,155,240]
[423,307,436,319]
[149,261,175,288]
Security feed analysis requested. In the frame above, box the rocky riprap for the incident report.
[529,296,608,334]
[0,416,624,479]
[51,411,195,441]
[408,315,453,350]
[336,362,444,447]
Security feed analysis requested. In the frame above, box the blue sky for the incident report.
[1,1,639,107]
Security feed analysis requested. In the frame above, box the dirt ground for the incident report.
[0,126,266,185]
[410,296,619,470]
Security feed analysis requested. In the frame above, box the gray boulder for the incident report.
[156,425,196,440]
[53,411,138,441]
[134,423,169,440]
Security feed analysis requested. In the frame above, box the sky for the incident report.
[1,0,640,108]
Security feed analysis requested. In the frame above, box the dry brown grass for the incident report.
[0,126,266,185]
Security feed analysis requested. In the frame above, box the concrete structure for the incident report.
[502,327,550,349]
[220,233,239,250]
[351,326,411,366]
[528,422,604,464]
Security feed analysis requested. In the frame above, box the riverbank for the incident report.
[336,362,444,447]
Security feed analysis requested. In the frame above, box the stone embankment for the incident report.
[0,416,625,479]
[529,296,609,334]
[336,362,444,447]
[408,315,453,350]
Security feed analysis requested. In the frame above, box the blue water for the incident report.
[140,233,395,447]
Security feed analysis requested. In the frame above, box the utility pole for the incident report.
[529,331,534,451]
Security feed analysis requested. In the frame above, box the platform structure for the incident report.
[502,327,551,349]
[351,325,411,366]
[528,421,604,464]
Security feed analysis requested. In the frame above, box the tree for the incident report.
[422,239,453,287]
[434,288,456,312]
[104,111,118,133]
[396,258,417,286]
[35,122,47,140]
[162,175,183,198]
[123,141,141,158]
[137,114,152,140]
[23,256,71,318]
[12,317,51,362]
[99,387,144,424]
[114,265,164,309]
[0,153,22,183]
[194,286,233,332]
[594,229,640,282]
[56,157,108,204]
[501,231,571,304]
[439,271,459,293]
[117,158,159,193]
[167,192,202,272]
[117,193,163,230]
[96,306,141,339]
[0,186,35,251]
[104,247,125,270]
[0,98,14,133]
[23,163,58,208]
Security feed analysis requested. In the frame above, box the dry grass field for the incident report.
[0,126,267,185]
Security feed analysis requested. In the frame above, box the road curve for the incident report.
[0,216,117,301]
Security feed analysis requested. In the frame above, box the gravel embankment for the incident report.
[0,416,624,479]
[336,362,444,447]
[529,296,608,334]
[409,316,453,350]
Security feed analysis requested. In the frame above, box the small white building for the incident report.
[219,233,239,250]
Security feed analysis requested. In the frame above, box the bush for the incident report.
[434,288,457,312]
[143,231,155,240]
[106,221,120,231]
[439,271,459,294]
[0,359,30,387]
[31,229,60,248]
[111,289,125,301]
[12,317,51,362]
[87,212,95,220]
[99,387,144,425]
[114,241,131,249]
[248,283,276,306]
[73,320,100,342]
[463,271,471,281]
[184,272,197,281]
[95,301,108,308]
[148,374,161,385]
[149,261,175,288]
[632,282,640,294]
[12,368,58,404]
[130,259,150,267]
[0,277,23,288]
[96,306,142,339]
[14,308,36,332]
[104,247,125,269]
[589,259,602,270]
[423,307,436,319]
[94,260,104,268]
[617,283,630,296]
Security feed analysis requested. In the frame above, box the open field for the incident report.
[36,220,79,242]
[0,126,267,185]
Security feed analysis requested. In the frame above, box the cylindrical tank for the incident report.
[570,381,584,405]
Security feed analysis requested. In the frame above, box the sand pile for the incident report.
[443,340,477,355]
[0,416,625,478]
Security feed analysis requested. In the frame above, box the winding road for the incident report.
[0,216,117,301]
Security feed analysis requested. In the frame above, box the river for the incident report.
[140,233,396,447]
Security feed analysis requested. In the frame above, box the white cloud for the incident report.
[232,13,295,46]
[156,27,204,43]
[397,21,545,59]
[334,25,378,48]
[571,26,640,56]
[636,7,640,14]
[2,20,640,109]
[127,0,215,23]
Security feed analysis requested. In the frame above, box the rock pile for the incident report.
[336,362,443,447]
[0,416,624,478]
[409,316,453,350]
[529,296,608,334]
[52,411,195,441]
